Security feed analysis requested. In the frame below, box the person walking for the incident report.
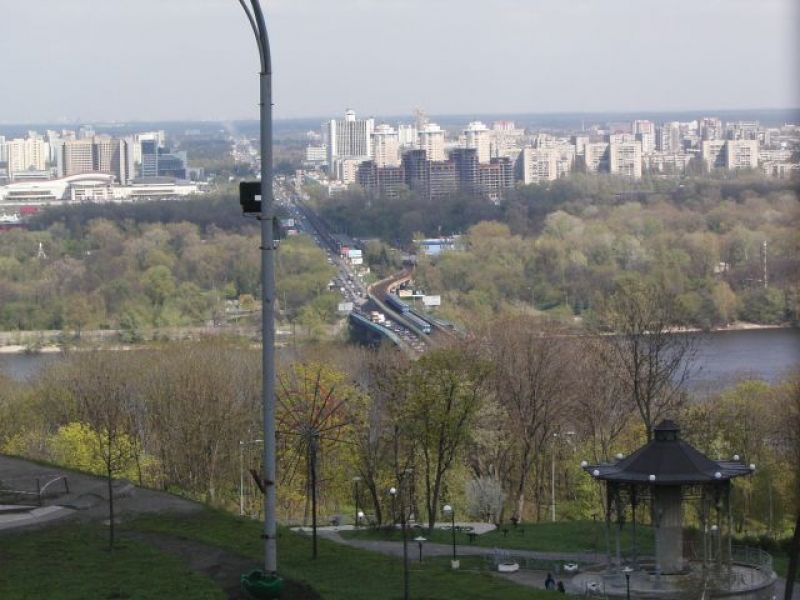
[557,581,566,593]
[545,573,556,591]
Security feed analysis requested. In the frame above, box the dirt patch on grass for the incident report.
[125,531,321,600]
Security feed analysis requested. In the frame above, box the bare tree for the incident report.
[596,277,696,441]
[572,337,633,462]
[483,317,574,521]
[66,353,137,550]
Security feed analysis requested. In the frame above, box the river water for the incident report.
[0,328,798,391]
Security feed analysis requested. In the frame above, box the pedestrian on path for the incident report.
[557,581,566,593]
[545,573,556,591]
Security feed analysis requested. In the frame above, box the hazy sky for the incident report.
[1,0,797,123]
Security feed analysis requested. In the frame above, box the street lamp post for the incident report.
[236,0,277,578]
[389,485,410,600]
[443,504,458,569]
[353,476,361,527]
[623,566,633,600]
[414,536,426,562]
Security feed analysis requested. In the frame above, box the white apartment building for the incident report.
[632,120,655,136]
[657,122,682,153]
[726,140,759,170]
[699,117,723,140]
[463,121,491,163]
[333,157,364,185]
[4,136,48,175]
[608,133,635,144]
[645,153,693,176]
[584,143,610,173]
[418,123,446,162]
[326,109,374,170]
[636,133,656,154]
[517,147,557,184]
[305,145,327,164]
[609,142,643,178]
[397,124,417,147]
[702,140,728,171]
[371,124,401,168]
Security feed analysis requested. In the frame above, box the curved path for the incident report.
[318,528,800,599]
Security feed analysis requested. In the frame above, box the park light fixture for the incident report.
[442,504,458,568]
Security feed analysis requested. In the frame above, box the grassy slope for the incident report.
[126,509,566,600]
[0,523,223,600]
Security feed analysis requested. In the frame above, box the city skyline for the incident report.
[1,0,797,123]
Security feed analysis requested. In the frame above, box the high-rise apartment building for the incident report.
[700,117,723,140]
[356,161,406,199]
[701,140,727,171]
[632,120,655,136]
[609,141,643,178]
[371,124,400,168]
[326,109,375,169]
[516,147,558,184]
[657,122,682,153]
[4,136,48,175]
[418,124,446,162]
[397,124,417,148]
[726,140,759,170]
[635,133,656,155]
[450,148,479,192]
[140,139,160,178]
[583,143,610,173]
[62,139,95,176]
[463,121,491,163]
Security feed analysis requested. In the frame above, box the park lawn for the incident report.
[126,508,570,600]
[343,519,655,556]
[0,522,223,600]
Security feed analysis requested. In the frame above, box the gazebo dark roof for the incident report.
[582,420,753,485]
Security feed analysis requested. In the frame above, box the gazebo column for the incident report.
[654,486,684,574]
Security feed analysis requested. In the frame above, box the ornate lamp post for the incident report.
[443,504,458,569]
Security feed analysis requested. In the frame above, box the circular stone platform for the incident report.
[570,561,776,599]
[568,563,777,600]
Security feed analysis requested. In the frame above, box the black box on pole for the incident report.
[240,181,262,214]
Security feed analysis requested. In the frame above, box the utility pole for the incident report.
[762,240,768,288]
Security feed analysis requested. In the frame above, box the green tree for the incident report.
[402,346,489,531]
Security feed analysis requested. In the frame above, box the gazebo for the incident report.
[578,420,775,599]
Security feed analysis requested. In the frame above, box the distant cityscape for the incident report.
[304,109,800,200]
[0,127,204,205]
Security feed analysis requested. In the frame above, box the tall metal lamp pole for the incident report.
[236,0,276,576]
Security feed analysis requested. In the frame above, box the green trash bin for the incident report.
[241,570,285,599]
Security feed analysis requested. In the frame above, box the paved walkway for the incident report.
[0,454,200,532]
[317,530,800,599]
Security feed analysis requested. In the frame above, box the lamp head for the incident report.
[389,486,397,496]
[443,504,453,514]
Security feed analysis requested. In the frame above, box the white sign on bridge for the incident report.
[337,302,354,313]
[423,295,441,307]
